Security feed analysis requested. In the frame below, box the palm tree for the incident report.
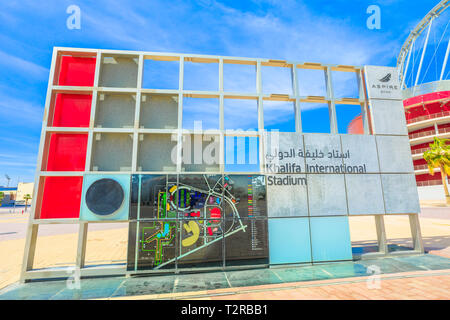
[423,137,450,205]
[24,194,32,212]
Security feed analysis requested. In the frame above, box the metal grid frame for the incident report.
[20,47,421,282]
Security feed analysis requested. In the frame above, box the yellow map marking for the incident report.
[181,221,200,247]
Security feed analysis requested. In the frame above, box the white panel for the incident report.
[303,133,343,172]
[345,174,385,215]
[95,94,135,128]
[264,132,304,174]
[364,66,402,100]
[371,100,408,135]
[100,56,139,88]
[91,133,133,171]
[341,134,380,173]
[307,174,347,216]
[381,174,420,214]
[138,134,177,171]
[267,174,308,217]
[140,94,178,129]
[376,135,414,173]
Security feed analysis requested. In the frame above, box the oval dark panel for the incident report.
[85,178,124,216]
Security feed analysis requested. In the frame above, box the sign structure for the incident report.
[21,47,423,281]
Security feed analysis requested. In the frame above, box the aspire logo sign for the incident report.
[364,66,402,100]
[379,73,391,83]
[371,72,398,91]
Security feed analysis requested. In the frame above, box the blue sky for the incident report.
[0,0,446,185]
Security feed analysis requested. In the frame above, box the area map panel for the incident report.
[127,174,268,270]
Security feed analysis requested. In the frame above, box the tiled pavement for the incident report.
[1,254,449,300]
[1,210,449,299]
[203,271,450,300]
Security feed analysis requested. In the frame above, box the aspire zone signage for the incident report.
[22,48,422,281]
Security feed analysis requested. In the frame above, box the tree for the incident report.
[0,192,4,207]
[24,194,32,212]
[423,137,450,205]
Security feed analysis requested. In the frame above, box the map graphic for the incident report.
[128,174,267,270]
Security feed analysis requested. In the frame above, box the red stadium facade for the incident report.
[404,89,450,187]
[394,1,450,201]
[347,86,450,200]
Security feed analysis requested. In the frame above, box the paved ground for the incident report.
[0,206,449,299]
[419,207,450,219]
[1,255,449,300]
[0,209,129,289]
[116,270,450,300]
[200,270,450,300]
[0,208,127,241]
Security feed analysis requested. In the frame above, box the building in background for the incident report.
[348,86,450,201]
[404,87,450,200]
[15,182,34,205]
[0,187,17,206]
[0,183,34,206]
[348,1,450,202]
[396,1,450,201]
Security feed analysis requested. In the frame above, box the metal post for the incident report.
[440,37,450,80]
[324,66,337,134]
[415,18,434,88]
[374,215,388,254]
[177,56,184,173]
[401,40,414,89]
[256,60,264,173]
[76,222,88,269]
[357,70,370,135]
[291,64,302,133]
[409,214,424,253]
[20,47,59,282]
[13,176,19,213]
[219,58,225,172]
[219,58,224,131]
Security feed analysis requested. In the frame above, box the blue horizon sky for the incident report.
[0,0,447,186]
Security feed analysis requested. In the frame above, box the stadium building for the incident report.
[398,0,450,201]
[350,1,450,201]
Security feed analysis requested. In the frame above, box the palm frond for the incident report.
[423,137,450,176]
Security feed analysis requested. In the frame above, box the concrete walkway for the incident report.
[1,254,449,300]
[198,270,450,300]
[106,269,450,300]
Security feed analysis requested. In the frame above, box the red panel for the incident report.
[52,94,92,127]
[58,56,96,86]
[40,177,82,219]
[46,134,88,171]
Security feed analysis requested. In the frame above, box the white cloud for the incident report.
[1,136,40,151]
[0,152,37,186]
[0,92,43,126]
[0,0,414,183]
[0,50,48,79]
[0,161,36,167]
